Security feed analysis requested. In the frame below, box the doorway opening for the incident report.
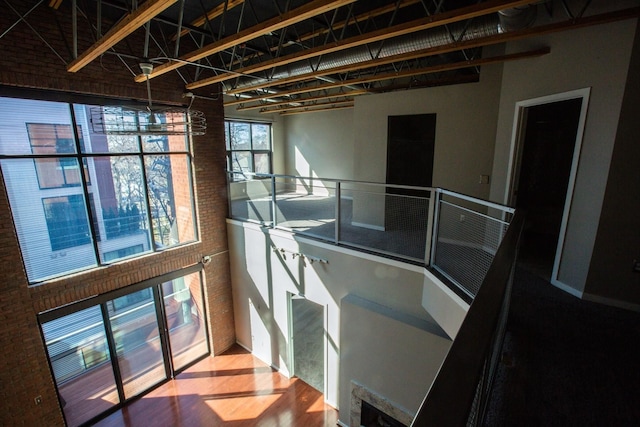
[508,89,589,282]
[385,114,435,234]
[39,268,209,427]
[289,295,325,394]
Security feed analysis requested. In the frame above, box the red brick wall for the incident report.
[0,2,234,425]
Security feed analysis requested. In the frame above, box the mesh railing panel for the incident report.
[228,174,274,224]
[273,177,337,241]
[339,187,430,261]
[433,201,509,297]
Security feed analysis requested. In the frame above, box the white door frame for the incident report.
[504,88,591,291]
[287,293,328,397]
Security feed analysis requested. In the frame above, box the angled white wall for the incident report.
[489,19,637,295]
[226,219,456,409]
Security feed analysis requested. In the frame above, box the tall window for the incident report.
[0,97,198,283]
[39,269,209,426]
[225,120,272,177]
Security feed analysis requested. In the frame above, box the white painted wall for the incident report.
[351,44,505,199]
[489,19,637,294]
[226,219,452,408]
[338,294,451,426]
[283,108,355,180]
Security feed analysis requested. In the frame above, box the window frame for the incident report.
[0,95,199,284]
[225,120,272,179]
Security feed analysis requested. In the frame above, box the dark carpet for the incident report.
[484,266,640,426]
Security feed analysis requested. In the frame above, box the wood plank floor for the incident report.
[93,345,338,427]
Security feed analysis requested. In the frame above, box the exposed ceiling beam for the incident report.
[172,0,245,41]
[222,5,640,96]
[67,0,177,72]
[277,103,355,116]
[186,0,535,90]
[262,99,355,114]
[233,89,368,110]
[369,74,480,93]
[227,47,550,102]
[49,0,63,10]
[135,0,357,82]
[228,0,420,68]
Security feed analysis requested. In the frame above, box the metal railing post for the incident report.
[335,181,341,244]
[424,188,436,265]
[430,189,442,267]
[271,175,277,227]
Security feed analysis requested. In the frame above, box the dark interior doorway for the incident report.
[385,114,436,229]
[514,98,582,279]
[386,114,436,189]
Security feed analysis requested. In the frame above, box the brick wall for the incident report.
[0,2,234,425]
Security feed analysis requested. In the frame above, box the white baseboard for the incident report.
[550,282,640,312]
[550,279,584,299]
[582,292,640,312]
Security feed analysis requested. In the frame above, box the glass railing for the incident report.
[227,172,514,299]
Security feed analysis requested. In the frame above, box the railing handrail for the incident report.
[410,210,526,427]
[227,171,514,214]
[227,170,436,193]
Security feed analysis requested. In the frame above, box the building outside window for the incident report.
[0,96,198,283]
[225,120,272,179]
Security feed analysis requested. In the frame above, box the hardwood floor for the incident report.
[93,345,338,427]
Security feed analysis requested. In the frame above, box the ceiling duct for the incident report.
[498,4,538,32]
[230,7,538,93]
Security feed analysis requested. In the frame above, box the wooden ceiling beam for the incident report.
[233,89,368,110]
[226,47,550,103]
[277,103,354,116]
[228,0,420,67]
[186,0,535,90]
[261,99,355,114]
[223,5,640,95]
[67,0,177,72]
[172,0,245,41]
[272,0,421,52]
[135,0,357,82]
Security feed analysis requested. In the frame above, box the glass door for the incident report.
[41,306,119,427]
[107,288,167,399]
[39,268,209,426]
[161,272,209,371]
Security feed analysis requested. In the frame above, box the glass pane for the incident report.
[33,156,82,189]
[230,151,252,173]
[145,154,196,247]
[142,133,188,153]
[162,272,208,371]
[224,122,230,150]
[108,289,166,399]
[0,97,74,155]
[41,306,119,427]
[228,122,250,150]
[251,123,270,150]
[254,153,270,174]
[76,104,141,154]
[1,159,97,282]
[94,156,152,263]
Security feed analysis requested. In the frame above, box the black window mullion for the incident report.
[69,103,102,263]
[136,133,158,252]
[154,284,174,379]
[100,302,126,405]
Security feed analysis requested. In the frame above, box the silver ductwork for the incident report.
[231,5,537,93]
[498,5,538,32]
